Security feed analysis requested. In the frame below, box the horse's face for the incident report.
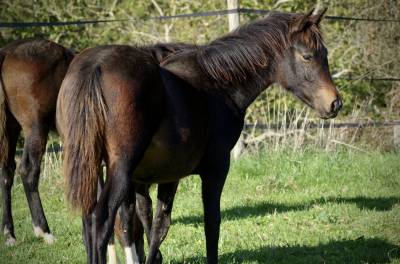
[276,9,342,119]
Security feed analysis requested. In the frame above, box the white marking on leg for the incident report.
[124,244,139,264]
[33,225,56,244]
[108,244,119,264]
[33,225,45,237]
[3,227,16,246]
[3,227,10,236]
[5,236,16,246]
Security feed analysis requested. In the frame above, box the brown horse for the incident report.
[0,38,74,245]
[77,43,195,264]
[0,38,188,261]
[57,9,342,264]
[106,43,196,264]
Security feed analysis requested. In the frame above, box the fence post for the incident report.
[394,125,400,149]
[227,0,243,160]
[227,0,240,32]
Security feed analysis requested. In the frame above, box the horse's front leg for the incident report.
[145,181,179,264]
[135,184,164,263]
[200,157,230,264]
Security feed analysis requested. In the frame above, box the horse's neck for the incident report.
[219,53,278,113]
[228,77,274,113]
[161,49,276,114]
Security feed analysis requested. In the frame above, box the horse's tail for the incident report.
[0,51,8,165]
[58,64,107,215]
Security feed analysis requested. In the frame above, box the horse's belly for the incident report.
[132,121,207,183]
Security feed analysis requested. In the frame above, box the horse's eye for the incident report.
[302,54,313,61]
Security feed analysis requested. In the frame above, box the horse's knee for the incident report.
[2,175,13,189]
[21,162,40,192]
[1,163,16,189]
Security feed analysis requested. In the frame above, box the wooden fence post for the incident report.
[227,0,240,32]
[227,0,243,160]
[394,125,400,148]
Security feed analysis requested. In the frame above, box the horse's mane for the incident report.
[147,42,197,63]
[196,11,324,87]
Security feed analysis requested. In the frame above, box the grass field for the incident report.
[0,149,399,263]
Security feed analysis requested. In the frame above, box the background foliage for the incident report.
[0,2,399,263]
[0,0,399,120]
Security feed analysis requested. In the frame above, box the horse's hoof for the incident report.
[43,233,56,244]
[4,227,16,246]
[5,236,16,246]
[33,226,56,244]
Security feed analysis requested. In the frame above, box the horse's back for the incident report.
[1,38,72,129]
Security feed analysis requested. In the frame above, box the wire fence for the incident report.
[1,8,400,28]
[3,4,398,153]
[244,120,400,130]
[2,7,399,82]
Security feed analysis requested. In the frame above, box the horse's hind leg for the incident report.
[91,160,136,264]
[135,184,162,263]
[136,184,153,244]
[131,204,146,263]
[19,125,55,244]
[99,175,121,264]
[108,188,147,264]
[107,232,119,264]
[146,181,179,264]
[116,189,142,264]
[0,114,20,245]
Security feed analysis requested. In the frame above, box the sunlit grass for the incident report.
[0,150,399,263]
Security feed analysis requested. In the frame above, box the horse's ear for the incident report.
[291,8,315,34]
[310,7,327,25]
[291,7,327,33]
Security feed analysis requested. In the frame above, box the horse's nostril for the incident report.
[331,98,343,113]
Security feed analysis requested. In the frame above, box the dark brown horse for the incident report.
[0,38,74,245]
[77,42,196,264]
[57,9,342,264]
[106,43,196,264]
[0,38,185,262]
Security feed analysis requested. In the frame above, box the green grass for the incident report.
[0,150,399,263]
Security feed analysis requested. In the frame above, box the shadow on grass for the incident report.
[170,238,400,264]
[174,196,400,225]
